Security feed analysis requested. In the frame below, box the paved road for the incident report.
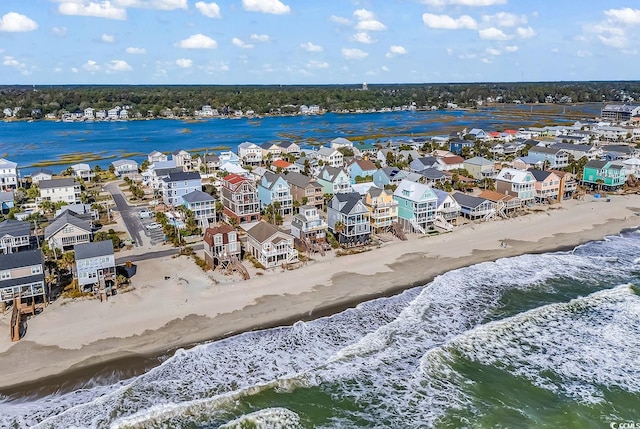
[115,243,204,265]
[104,182,144,246]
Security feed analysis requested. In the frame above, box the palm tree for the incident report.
[59,251,76,287]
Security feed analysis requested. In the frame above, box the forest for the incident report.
[1,81,639,119]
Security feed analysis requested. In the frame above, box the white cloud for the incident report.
[577,50,592,57]
[385,45,407,58]
[126,46,146,54]
[101,33,115,43]
[479,27,510,40]
[300,42,323,52]
[106,59,132,72]
[82,60,100,72]
[242,0,290,15]
[423,0,506,5]
[504,45,519,52]
[482,12,527,27]
[53,67,63,73]
[176,58,193,68]
[458,53,477,59]
[485,47,501,55]
[381,65,389,72]
[251,34,270,42]
[331,15,351,25]
[356,20,386,31]
[59,2,127,20]
[175,34,217,49]
[71,67,79,73]
[604,8,640,25]
[0,12,38,32]
[342,48,368,60]
[353,9,375,21]
[232,37,254,49]
[598,34,626,48]
[481,58,491,63]
[195,2,221,18]
[422,13,477,30]
[516,26,536,38]
[113,0,187,10]
[307,60,329,69]
[353,32,375,44]
[52,26,67,36]
[3,56,20,67]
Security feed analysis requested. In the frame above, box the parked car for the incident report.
[145,222,161,230]
[139,209,153,219]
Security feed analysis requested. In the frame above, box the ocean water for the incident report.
[0,104,598,176]
[1,229,639,428]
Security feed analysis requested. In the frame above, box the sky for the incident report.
[0,0,639,85]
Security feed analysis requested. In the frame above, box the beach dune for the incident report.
[0,194,639,392]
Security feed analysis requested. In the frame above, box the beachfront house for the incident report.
[449,139,474,155]
[436,155,465,172]
[260,142,282,159]
[316,166,352,195]
[70,163,94,181]
[372,167,409,189]
[316,147,344,168]
[271,159,300,174]
[30,168,54,185]
[416,168,449,186]
[74,240,116,293]
[463,157,496,180]
[111,159,139,178]
[144,165,182,191]
[348,159,378,184]
[219,151,241,167]
[0,249,46,306]
[44,211,92,251]
[203,224,242,270]
[527,146,570,169]
[528,169,562,203]
[0,219,31,254]
[257,172,293,216]
[327,192,371,246]
[161,171,202,207]
[244,221,298,269]
[148,150,168,164]
[290,205,329,250]
[278,141,301,156]
[393,179,438,234]
[452,192,497,220]
[477,190,521,216]
[582,160,628,191]
[284,172,324,210]
[549,170,578,200]
[0,192,14,215]
[495,168,536,206]
[238,142,263,166]
[364,186,398,233]
[37,178,81,205]
[0,158,18,190]
[433,188,461,228]
[172,149,193,171]
[330,137,354,149]
[194,154,221,173]
[182,189,216,229]
[410,156,439,173]
[220,173,261,225]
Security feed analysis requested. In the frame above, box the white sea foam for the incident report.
[2,231,640,428]
[219,408,301,429]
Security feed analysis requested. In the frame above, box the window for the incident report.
[31,265,42,274]
[0,271,10,280]
[214,235,223,245]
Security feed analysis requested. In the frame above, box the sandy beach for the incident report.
[1,194,639,392]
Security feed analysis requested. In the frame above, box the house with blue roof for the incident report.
[348,159,378,184]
